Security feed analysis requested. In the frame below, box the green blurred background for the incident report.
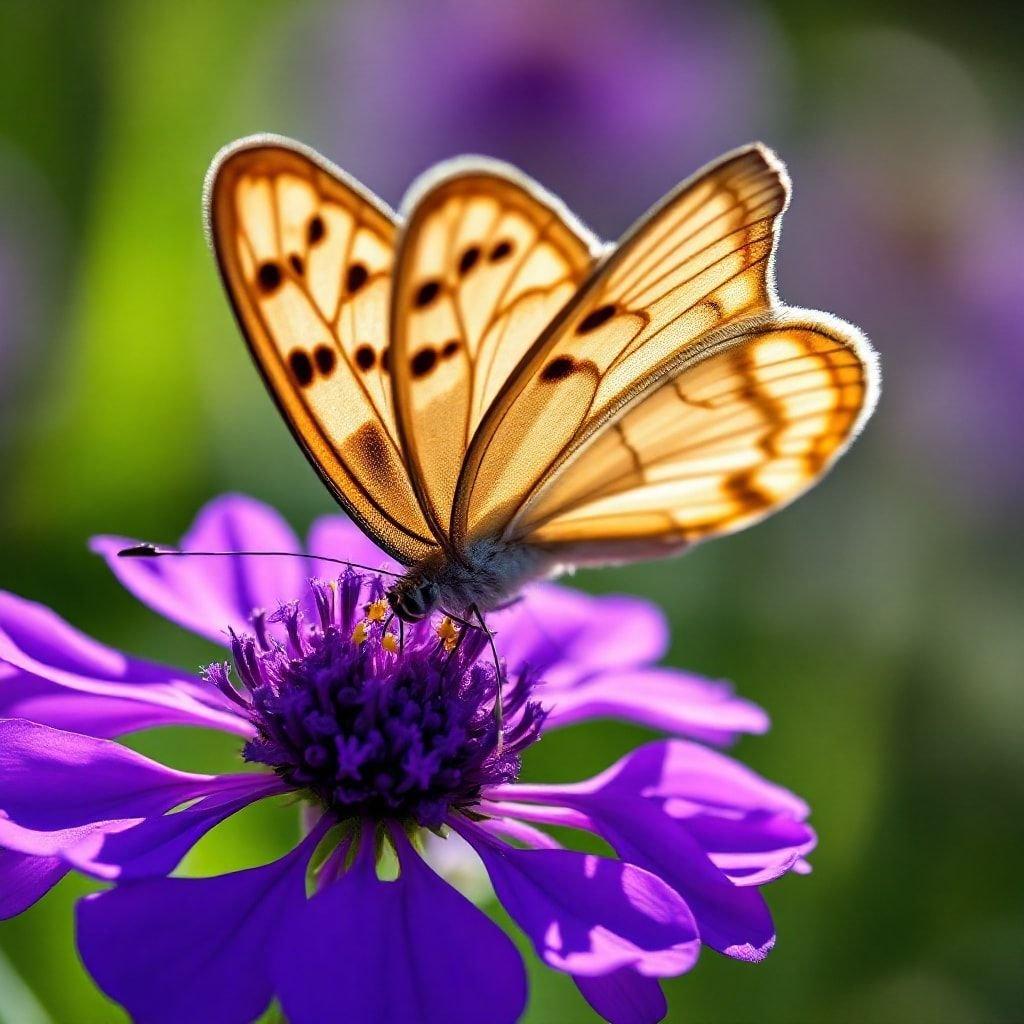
[1,2,1021,1021]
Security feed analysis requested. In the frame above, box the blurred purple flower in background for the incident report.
[780,30,1022,510]
[298,0,787,233]
[0,496,813,1024]
[941,164,1024,507]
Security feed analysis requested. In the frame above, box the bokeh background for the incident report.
[1,2,1021,1021]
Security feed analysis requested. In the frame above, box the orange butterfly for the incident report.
[203,135,878,630]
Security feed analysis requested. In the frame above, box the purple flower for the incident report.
[0,495,813,1023]
[780,29,1023,508]
[300,0,785,233]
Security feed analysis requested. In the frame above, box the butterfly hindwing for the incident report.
[390,162,597,542]
[206,137,439,564]
[512,314,877,557]
[453,145,792,545]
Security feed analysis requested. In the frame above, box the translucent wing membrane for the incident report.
[514,315,877,558]
[454,145,793,544]
[208,138,877,576]
[390,163,597,542]
[206,138,438,564]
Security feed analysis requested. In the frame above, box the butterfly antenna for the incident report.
[117,544,404,578]
[470,604,504,755]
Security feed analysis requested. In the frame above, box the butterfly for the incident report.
[203,134,879,633]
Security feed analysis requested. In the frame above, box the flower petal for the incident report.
[540,667,769,743]
[500,739,808,820]
[0,664,210,739]
[644,740,810,818]
[306,515,401,575]
[684,813,816,887]
[491,585,668,686]
[575,797,776,962]
[91,494,308,644]
[65,777,286,881]
[0,720,223,831]
[0,847,68,919]
[459,823,700,978]
[0,593,248,737]
[77,831,318,1024]
[276,832,526,1024]
[575,968,667,1024]
[495,740,798,961]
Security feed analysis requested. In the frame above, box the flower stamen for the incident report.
[214,572,545,830]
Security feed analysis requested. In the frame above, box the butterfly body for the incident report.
[205,135,878,626]
[388,537,552,621]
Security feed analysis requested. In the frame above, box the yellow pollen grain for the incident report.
[381,632,399,653]
[351,621,369,644]
[367,599,389,622]
[436,617,459,651]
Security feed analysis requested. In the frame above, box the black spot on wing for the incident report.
[289,254,305,276]
[489,239,514,262]
[314,345,336,376]
[576,304,616,334]
[414,280,441,308]
[441,339,460,359]
[411,347,437,378]
[458,246,481,275]
[257,261,282,294]
[354,344,376,371]
[347,263,369,294]
[307,215,325,245]
[288,349,314,386]
[540,356,576,382]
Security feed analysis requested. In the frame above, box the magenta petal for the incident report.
[77,836,316,1024]
[460,825,700,978]
[0,593,248,737]
[306,515,401,574]
[575,968,667,1024]
[275,835,526,1024]
[0,847,68,919]
[541,667,769,743]
[92,493,309,644]
[492,585,668,686]
[0,719,220,831]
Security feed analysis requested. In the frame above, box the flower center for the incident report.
[205,572,544,829]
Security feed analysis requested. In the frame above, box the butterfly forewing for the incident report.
[206,140,438,564]
[513,316,876,555]
[453,145,791,544]
[390,166,597,541]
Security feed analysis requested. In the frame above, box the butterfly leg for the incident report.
[470,604,505,754]
[491,595,524,613]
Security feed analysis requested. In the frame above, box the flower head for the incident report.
[216,575,542,828]
[0,495,813,1024]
